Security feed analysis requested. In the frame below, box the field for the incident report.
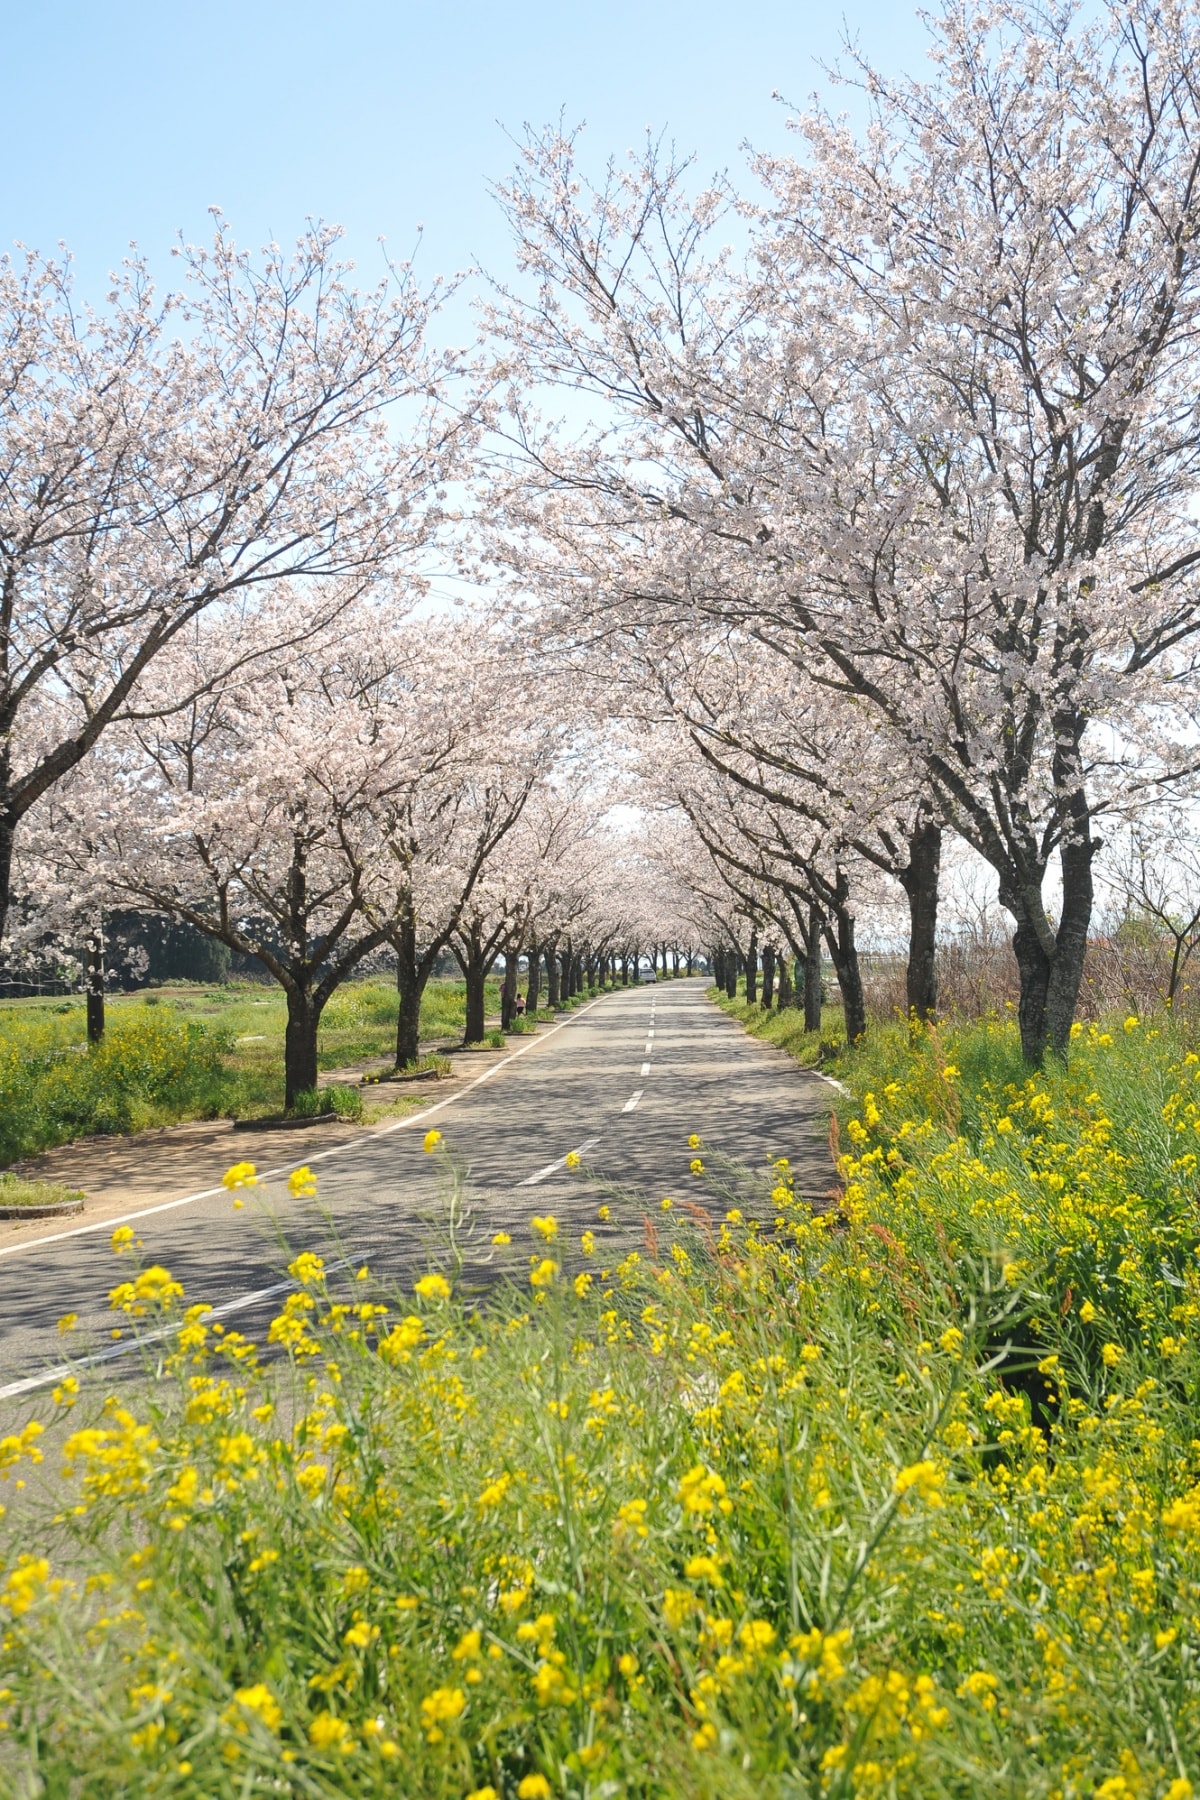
[1,1002,1198,1795]
[0,975,506,1165]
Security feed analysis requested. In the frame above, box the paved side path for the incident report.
[0,981,835,1397]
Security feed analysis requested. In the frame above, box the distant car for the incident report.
[639,969,657,982]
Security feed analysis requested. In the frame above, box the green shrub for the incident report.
[0,1006,228,1163]
[323,1083,365,1121]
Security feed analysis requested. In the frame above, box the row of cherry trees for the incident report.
[11,1,1200,1071]
[19,593,699,1102]
[485,0,1200,1062]
[0,214,693,1099]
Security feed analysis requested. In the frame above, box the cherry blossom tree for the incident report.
[0,217,465,952]
[31,609,401,1104]
[352,621,554,1064]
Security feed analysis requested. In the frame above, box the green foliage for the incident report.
[323,1083,365,1122]
[0,1006,228,1162]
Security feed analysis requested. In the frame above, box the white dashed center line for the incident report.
[640,1061,651,1076]
[519,1136,601,1187]
[623,1090,643,1113]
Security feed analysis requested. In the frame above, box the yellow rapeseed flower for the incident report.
[956,1669,999,1710]
[422,1129,442,1152]
[308,1712,355,1751]
[414,1273,451,1302]
[419,1685,466,1743]
[287,1166,317,1197]
[288,1252,325,1286]
[894,1460,945,1507]
[233,1684,282,1732]
[221,1162,258,1191]
[531,1215,558,1241]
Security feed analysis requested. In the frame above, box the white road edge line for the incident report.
[0,1264,358,1403]
[517,1135,601,1188]
[0,994,613,1264]
[810,1071,851,1094]
[0,1251,370,1402]
[622,1090,643,1113]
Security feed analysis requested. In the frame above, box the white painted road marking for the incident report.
[640,1062,651,1076]
[622,1090,643,1113]
[518,1136,601,1187]
[0,1266,342,1402]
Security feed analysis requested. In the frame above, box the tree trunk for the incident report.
[900,818,941,1022]
[526,936,541,1012]
[745,932,759,1004]
[1044,795,1095,1059]
[0,815,15,961]
[725,951,738,1000]
[501,948,519,1029]
[686,949,694,976]
[85,929,105,1045]
[823,891,866,1044]
[761,943,776,1009]
[776,954,795,1009]
[803,910,823,1034]
[463,957,487,1044]
[1007,854,1094,1065]
[393,916,430,1068]
[546,941,561,1008]
[284,985,321,1109]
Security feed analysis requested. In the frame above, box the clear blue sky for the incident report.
[2,0,925,334]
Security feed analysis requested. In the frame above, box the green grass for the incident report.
[708,986,844,1062]
[0,974,505,1164]
[0,1173,84,1209]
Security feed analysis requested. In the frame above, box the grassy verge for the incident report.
[0,975,503,1163]
[2,1011,1199,1793]
[707,986,845,1063]
[0,1174,84,1210]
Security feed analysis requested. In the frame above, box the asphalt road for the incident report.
[0,979,836,1403]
